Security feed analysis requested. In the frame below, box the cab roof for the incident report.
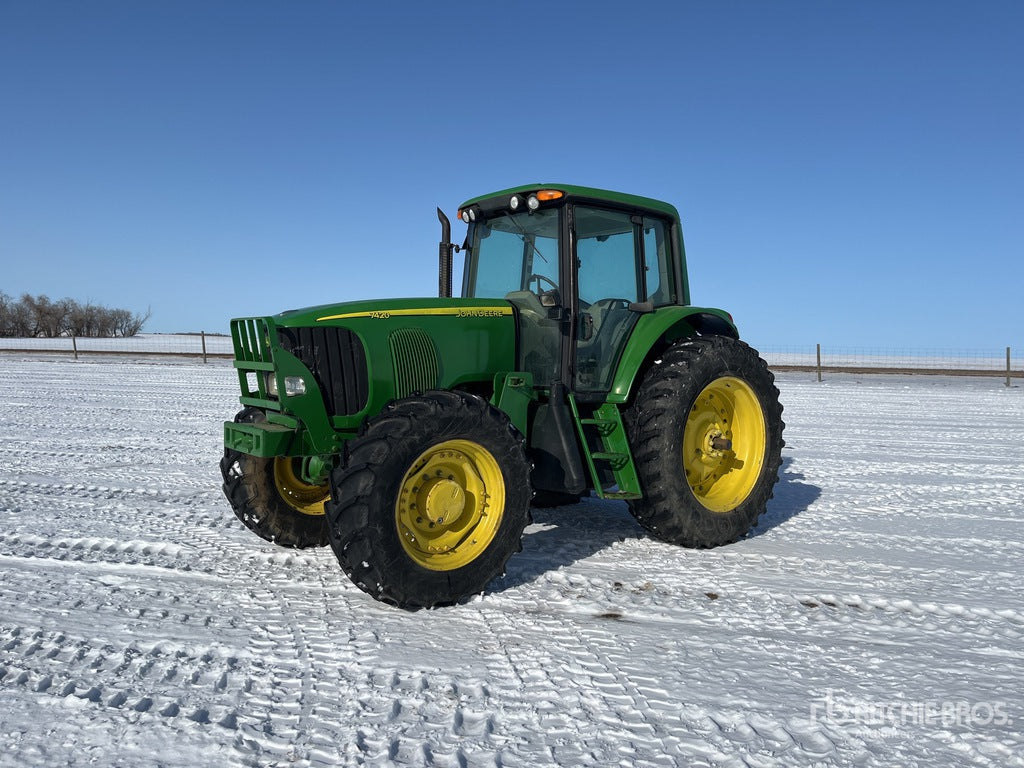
[459,183,681,221]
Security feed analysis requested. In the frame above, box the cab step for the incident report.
[568,396,642,500]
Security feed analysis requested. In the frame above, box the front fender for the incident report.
[606,306,738,404]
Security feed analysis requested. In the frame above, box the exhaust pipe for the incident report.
[437,207,454,299]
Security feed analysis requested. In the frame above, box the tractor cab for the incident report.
[447,185,686,398]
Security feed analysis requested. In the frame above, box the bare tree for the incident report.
[35,296,75,337]
[115,306,152,337]
[0,293,152,338]
[67,301,98,338]
[93,307,117,337]
[113,307,152,335]
[0,292,11,336]
[10,295,36,337]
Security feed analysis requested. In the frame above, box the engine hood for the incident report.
[275,296,515,327]
[271,296,519,407]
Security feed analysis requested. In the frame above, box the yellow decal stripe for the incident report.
[317,307,513,322]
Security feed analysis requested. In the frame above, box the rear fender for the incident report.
[606,306,738,404]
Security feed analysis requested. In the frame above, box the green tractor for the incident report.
[221,184,784,608]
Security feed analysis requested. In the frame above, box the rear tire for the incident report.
[626,336,784,547]
[326,391,532,609]
[220,409,331,549]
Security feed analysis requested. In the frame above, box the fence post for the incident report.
[816,343,822,382]
[72,335,79,361]
[1008,347,1012,388]
[201,331,208,364]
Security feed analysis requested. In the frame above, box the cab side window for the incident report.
[574,207,642,392]
[575,208,639,305]
[643,217,674,306]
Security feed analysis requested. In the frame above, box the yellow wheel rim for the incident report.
[683,377,767,513]
[395,439,505,571]
[273,458,329,516]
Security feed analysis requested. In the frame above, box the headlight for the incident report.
[284,376,307,397]
[265,374,306,398]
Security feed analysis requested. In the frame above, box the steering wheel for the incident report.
[526,273,559,296]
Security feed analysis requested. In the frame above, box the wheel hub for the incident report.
[709,434,732,452]
[683,377,767,513]
[273,457,330,516]
[395,440,505,570]
[424,479,466,525]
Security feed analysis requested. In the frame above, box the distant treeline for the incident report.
[0,292,151,338]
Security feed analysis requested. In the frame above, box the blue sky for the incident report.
[1,1,1021,350]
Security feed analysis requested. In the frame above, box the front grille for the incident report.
[277,326,369,417]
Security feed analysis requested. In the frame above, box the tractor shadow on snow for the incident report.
[494,456,820,592]
[748,456,821,539]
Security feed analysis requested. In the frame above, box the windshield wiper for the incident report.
[499,213,549,264]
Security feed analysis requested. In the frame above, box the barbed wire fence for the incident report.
[0,335,1019,386]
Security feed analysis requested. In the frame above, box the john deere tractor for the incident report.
[221,184,784,608]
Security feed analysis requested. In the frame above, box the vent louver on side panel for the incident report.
[389,328,439,399]
[277,326,369,416]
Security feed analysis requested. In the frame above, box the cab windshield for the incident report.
[463,208,562,385]
[463,209,560,299]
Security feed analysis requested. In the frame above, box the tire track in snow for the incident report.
[492,567,1020,764]
[621,545,1024,631]
[0,480,220,508]
[490,585,1002,766]
[520,557,1024,656]
[0,623,246,732]
[448,597,852,766]
[0,529,329,587]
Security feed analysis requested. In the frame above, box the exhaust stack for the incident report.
[437,207,453,298]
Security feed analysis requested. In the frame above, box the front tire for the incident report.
[326,391,532,609]
[626,336,784,547]
[220,409,331,549]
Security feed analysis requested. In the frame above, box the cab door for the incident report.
[572,206,670,394]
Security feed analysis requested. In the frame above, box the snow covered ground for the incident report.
[0,356,1021,767]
